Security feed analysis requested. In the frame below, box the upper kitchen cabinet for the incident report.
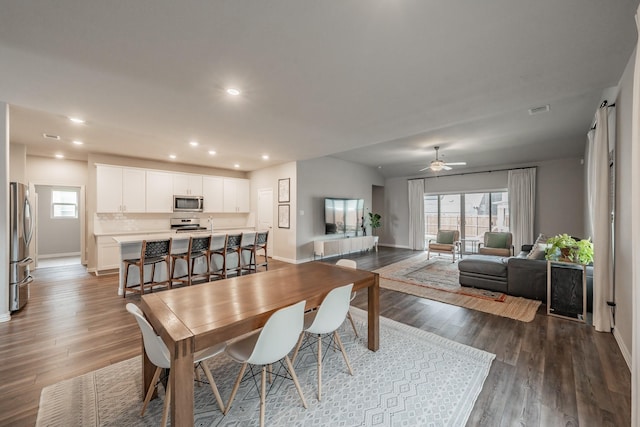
[202,176,224,212]
[173,173,203,196]
[223,178,250,213]
[146,170,173,213]
[96,165,146,213]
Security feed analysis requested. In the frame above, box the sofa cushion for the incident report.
[429,242,455,251]
[458,255,508,277]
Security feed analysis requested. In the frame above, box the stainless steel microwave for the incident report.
[173,195,204,212]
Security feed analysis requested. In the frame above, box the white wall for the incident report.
[612,48,635,362]
[0,103,10,321]
[296,156,384,260]
[249,161,298,263]
[384,157,585,249]
[9,143,26,183]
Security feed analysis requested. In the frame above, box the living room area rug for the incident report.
[36,308,495,427]
[375,254,541,322]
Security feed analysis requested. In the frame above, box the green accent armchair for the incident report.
[427,230,460,263]
[478,232,514,257]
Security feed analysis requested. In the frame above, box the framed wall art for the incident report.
[278,178,290,203]
[278,204,290,229]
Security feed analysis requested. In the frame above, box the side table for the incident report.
[546,260,587,322]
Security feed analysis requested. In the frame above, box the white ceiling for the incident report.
[0,1,637,178]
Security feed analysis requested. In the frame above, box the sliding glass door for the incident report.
[424,191,509,252]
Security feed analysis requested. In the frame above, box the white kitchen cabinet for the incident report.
[202,176,224,212]
[96,236,121,272]
[173,173,203,196]
[96,165,146,213]
[146,170,174,212]
[223,178,250,212]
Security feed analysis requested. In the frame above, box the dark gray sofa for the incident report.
[458,245,593,309]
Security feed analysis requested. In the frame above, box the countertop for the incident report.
[111,229,256,244]
[94,226,254,237]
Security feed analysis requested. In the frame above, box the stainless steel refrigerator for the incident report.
[10,182,34,311]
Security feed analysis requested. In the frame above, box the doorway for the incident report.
[34,185,83,268]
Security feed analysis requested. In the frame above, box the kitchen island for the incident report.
[111,230,255,296]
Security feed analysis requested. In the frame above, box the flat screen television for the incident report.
[324,198,365,235]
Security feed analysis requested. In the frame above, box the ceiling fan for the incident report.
[419,146,467,172]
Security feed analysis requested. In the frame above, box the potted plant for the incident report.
[368,212,382,236]
[545,233,594,264]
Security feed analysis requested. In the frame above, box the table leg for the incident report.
[367,273,380,351]
[170,345,195,426]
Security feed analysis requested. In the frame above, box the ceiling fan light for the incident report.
[430,160,445,172]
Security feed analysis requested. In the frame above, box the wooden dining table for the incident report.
[139,262,379,426]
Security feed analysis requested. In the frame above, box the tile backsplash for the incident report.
[94,212,253,234]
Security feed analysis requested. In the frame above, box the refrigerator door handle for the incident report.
[17,257,33,267]
[23,196,33,247]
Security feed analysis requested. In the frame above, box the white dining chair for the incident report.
[224,300,308,427]
[126,303,226,427]
[291,283,354,401]
[335,259,359,337]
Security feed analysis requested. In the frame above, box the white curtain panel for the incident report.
[408,179,425,251]
[585,130,596,238]
[631,8,640,426]
[507,168,536,253]
[590,107,612,333]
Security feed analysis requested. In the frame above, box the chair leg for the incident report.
[334,331,353,375]
[291,332,305,363]
[284,355,307,409]
[139,263,145,296]
[260,366,266,427]
[317,334,322,401]
[427,249,431,260]
[200,362,225,413]
[141,366,162,416]
[225,362,247,415]
[123,264,130,298]
[346,310,359,337]
[161,369,172,427]
[170,257,177,287]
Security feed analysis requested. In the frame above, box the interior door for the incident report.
[257,188,274,256]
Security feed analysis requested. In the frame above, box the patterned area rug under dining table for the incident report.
[374,254,541,322]
[36,308,495,427]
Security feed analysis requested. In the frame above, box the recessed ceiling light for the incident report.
[234,163,240,168]
[43,133,60,140]
[55,153,64,159]
[72,140,83,145]
[68,117,85,124]
[189,141,199,147]
[262,154,269,160]
[169,154,177,159]
[226,88,241,96]
[208,150,217,155]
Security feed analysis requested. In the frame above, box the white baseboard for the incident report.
[0,312,11,323]
[38,252,81,259]
[613,327,631,370]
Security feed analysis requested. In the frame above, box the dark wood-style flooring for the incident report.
[0,247,630,426]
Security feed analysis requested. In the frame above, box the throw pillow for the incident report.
[527,243,548,260]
